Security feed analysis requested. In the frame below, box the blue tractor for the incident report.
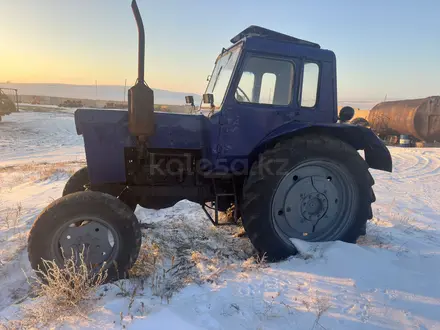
[28,1,392,280]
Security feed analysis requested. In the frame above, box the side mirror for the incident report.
[202,93,214,107]
[185,95,194,107]
[339,106,355,123]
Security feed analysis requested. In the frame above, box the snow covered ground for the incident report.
[1,111,440,329]
[0,108,84,166]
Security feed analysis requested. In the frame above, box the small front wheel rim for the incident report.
[271,160,357,244]
[51,216,120,270]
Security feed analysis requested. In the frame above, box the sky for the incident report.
[0,0,439,101]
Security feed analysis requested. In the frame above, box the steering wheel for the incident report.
[236,86,251,102]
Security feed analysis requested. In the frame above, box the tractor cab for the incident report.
[190,26,338,125]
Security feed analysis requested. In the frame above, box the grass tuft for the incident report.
[9,247,108,328]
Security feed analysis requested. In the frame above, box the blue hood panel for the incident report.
[74,109,213,184]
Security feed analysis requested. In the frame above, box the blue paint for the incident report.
[75,26,392,185]
[400,134,411,147]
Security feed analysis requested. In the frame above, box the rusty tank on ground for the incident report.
[367,96,440,142]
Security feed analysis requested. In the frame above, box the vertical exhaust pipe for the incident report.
[131,0,145,83]
[128,0,155,139]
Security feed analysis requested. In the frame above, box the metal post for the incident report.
[15,89,19,111]
[124,79,127,102]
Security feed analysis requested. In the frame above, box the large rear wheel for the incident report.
[28,191,142,282]
[241,134,375,261]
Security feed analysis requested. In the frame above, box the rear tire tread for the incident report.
[241,133,375,261]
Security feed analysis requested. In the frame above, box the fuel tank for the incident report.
[368,96,440,142]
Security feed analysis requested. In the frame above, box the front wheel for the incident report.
[241,134,375,261]
[63,167,138,211]
[62,167,89,196]
[28,191,142,282]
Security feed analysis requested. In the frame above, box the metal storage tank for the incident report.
[368,96,440,142]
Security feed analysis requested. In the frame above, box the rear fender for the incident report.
[250,122,392,172]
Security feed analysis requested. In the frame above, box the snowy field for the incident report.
[0,108,84,166]
[1,111,440,329]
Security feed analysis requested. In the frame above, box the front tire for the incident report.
[62,167,89,196]
[63,167,138,211]
[28,191,142,282]
[241,134,375,261]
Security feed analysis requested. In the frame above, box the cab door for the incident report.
[217,53,302,164]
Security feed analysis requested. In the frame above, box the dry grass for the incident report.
[123,205,255,303]
[34,162,78,182]
[191,250,235,283]
[6,247,107,328]
[33,249,108,306]
[0,203,22,233]
[4,201,254,327]
[0,160,84,194]
[241,253,268,271]
[0,161,84,174]
[0,232,28,266]
[0,161,84,190]
[0,203,28,265]
[126,235,182,303]
[298,285,332,330]
[310,294,331,330]
[129,240,162,279]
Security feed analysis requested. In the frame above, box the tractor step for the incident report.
[202,178,239,226]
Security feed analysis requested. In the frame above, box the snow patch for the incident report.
[1,110,440,329]
[290,238,332,259]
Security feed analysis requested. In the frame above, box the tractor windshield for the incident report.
[203,45,242,108]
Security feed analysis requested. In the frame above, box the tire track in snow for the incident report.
[387,148,440,182]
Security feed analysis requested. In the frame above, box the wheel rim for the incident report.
[271,160,357,243]
[51,216,120,270]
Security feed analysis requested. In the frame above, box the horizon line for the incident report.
[0,81,200,95]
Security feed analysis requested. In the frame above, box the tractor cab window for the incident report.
[300,62,320,108]
[203,45,241,109]
[235,56,294,106]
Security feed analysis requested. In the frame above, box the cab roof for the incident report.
[230,25,320,49]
